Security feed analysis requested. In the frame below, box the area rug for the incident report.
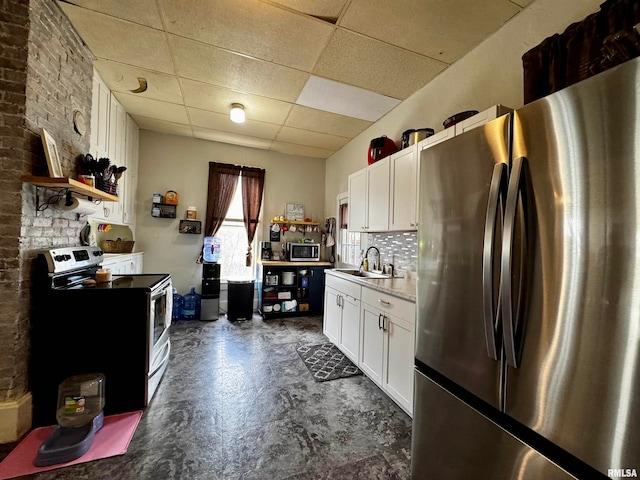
[0,410,143,480]
[296,343,362,382]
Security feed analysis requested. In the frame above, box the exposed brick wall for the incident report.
[0,0,93,406]
[0,0,30,404]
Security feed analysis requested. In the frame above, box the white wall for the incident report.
[323,0,603,216]
[136,131,326,292]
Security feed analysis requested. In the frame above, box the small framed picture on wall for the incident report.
[40,128,63,178]
[285,203,304,221]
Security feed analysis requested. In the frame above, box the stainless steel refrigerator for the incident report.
[412,57,640,479]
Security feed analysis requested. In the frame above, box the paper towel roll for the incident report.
[61,197,97,215]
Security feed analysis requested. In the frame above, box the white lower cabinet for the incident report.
[359,287,415,416]
[101,253,144,275]
[323,273,415,416]
[323,274,361,364]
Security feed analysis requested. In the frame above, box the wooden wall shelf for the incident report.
[22,175,119,202]
[270,220,320,226]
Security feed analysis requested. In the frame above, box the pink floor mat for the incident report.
[0,411,143,480]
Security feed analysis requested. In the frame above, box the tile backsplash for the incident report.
[367,231,417,275]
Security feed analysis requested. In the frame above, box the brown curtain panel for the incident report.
[522,0,640,104]
[199,162,241,262]
[240,166,265,266]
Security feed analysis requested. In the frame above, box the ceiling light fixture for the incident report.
[230,103,245,123]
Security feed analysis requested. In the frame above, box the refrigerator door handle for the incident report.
[482,162,507,361]
[501,156,527,368]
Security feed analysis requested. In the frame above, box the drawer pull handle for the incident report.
[377,299,391,306]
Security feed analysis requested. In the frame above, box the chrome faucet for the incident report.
[360,246,381,272]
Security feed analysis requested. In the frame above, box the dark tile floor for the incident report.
[1,315,412,479]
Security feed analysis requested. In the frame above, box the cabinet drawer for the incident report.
[362,287,415,323]
[325,274,361,300]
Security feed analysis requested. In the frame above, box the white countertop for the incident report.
[326,269,416,302]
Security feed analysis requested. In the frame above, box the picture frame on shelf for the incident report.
[40,128,63,178]
[285,203,304,221]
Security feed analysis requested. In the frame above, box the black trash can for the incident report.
[227,279,255,321]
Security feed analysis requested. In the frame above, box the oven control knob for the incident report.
[93,250,102,256]
[54,255,65,262]
[63,254,72,261]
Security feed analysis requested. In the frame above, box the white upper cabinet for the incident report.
[89,69,139,225]
[347,157,390,232]
[389,145,419,231]
[122,115,139,226]
[348,168,367,233]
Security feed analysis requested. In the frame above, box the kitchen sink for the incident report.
[333,269,391,279]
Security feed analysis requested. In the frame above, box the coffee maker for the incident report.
[260,241,273,260]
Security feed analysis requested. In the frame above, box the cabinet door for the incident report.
[107,95,126,222]
[339,294,360,364]
[134,254,143,274]
[383,313,415,415]
[90,71,110,159]
[366,158,389,231]
[389,147,418,231]
[308,267,326,314]
[122,115,139,226]
[347,168,367,232]
[359,304,384,385]
[323,287,341,345]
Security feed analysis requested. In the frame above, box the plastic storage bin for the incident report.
[56,373,105,428]
[227,279,254,321]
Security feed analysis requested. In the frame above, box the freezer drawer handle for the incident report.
[501,156,528,368]
[482,162,507,361]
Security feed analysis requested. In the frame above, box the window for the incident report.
[215,177,255,280]
[337,193,361,267]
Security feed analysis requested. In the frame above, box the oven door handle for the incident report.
[150,340,171,377]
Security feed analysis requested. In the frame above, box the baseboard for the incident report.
[0,392,32,443]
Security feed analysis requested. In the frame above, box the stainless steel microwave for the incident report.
[287,243,320,261]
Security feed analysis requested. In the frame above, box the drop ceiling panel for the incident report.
[270,141,333,158]
[59,4,174,74]
[133,116,194,137]
[276,126,349,150]
[57,0,163,29]
[340,0,522,64]
[285,105,372,137]
[187,108,281,140]
[170,36,309,102]
[297,75,400,121]
[94,60,183,104]
[313,29,447,99]
[511,0,534,7]
[191,127,274,149]
[114,93,190,124]
[158,0,334,71]
[180,79,293,124]
[268,0,348,21]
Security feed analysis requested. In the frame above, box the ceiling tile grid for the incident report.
[57,0,528,159]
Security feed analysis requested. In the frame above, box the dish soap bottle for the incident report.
[172,288,184,321]
[182,286,201,320]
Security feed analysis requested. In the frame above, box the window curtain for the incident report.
[240,166,265,266]
[199,162,241,262]
[522,0,640,104]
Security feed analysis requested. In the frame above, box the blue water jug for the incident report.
[182,286,201,320]
[172,288,184,321]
